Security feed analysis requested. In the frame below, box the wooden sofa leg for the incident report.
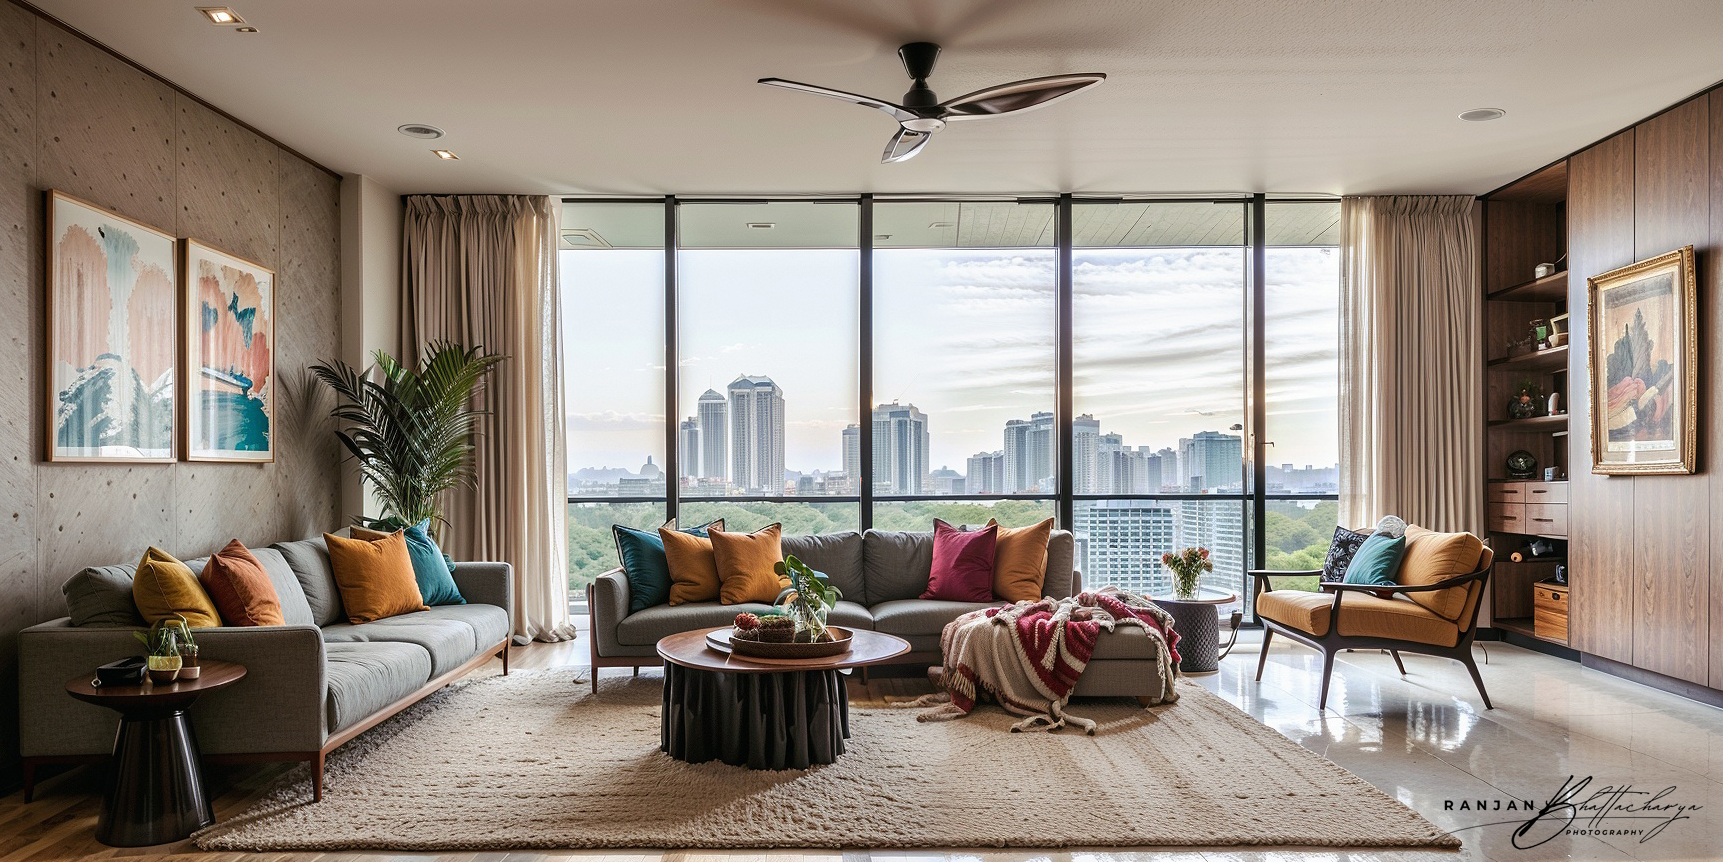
[501,644,510,675]
[1389,649,1407,675]
[1462,653,1494,710]
[632,665,639,677]
[312,751,326,802]
[590,669,599,694]
[1255,627,1274,681]
[1317,649,1337,711]
[21,758,35,803]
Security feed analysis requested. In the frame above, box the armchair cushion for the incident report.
[1398,526,1484,621]
[1257,590,1460,647]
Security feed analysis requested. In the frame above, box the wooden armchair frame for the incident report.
[1249,561,1494,711]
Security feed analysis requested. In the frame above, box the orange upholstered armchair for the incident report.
[1251,525,1494,711]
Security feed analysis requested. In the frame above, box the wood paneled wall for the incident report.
[0,2,343,785]
[1567,91,1723,689]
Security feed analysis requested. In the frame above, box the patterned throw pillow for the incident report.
[1320,526,1373,582]
[1372,515,1408,539]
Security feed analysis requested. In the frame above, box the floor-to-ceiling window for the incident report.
[559,196,1340,615]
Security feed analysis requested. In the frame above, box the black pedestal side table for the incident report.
[65,659,246,846]
[1152,592,1238,675]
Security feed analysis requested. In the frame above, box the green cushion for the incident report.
[613,520,720,613]
[405,520,465,606]
[1343,534,1406,587]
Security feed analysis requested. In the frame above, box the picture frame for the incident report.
[1587,245,1698,475]
[45,190,179,462]
[182,239,276,462]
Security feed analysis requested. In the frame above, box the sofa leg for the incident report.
[1255,627,1275,681]
[1317,649,1337,711]
[1389,649,1407,675]
[632,665,639,677]
[312,751,326,802]
[500,644,511,675]
[1136,695,1156,708]
[21,758,35,803]
[1462,652,1494,710]
[590,668,599,694]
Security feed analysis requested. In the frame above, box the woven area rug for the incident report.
[196,668,1457,851]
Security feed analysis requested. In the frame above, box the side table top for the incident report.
[658,626,909,674]
[1152,592,1238,606]
[67,659,247,708]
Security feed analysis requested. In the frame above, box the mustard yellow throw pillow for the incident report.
[662,527,721,605]
[324,531,429,623]
[712,523,788,605]
[987,518,1054,602]
[133,547,222,627]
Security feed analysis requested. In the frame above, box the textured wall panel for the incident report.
[275,157,343,539]
[174,95,278,266]
[0,1,37,792]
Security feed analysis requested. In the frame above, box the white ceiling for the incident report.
[30,0,1723,197]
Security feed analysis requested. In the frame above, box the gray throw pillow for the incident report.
[1372,515,1408,539]
[63,564,146,627]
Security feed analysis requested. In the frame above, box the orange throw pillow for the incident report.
[987,518,1054,602]
[712,523,788,605]
[199,539,285,626]
[662,527,721,605]
[323,531,428,623]
[133,547,222,627]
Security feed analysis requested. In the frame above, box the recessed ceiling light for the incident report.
[746,222,774,229]
[1459,108,1506,122]
[235,26,257,32]
[398,123,445,139]
[928,221,955,229]
[432,149,459,160]
[197,6,245,25]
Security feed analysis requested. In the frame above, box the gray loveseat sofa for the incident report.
[588,528,1174,696]
[17,535,513,803]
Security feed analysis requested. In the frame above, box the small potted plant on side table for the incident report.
[135,619,184,684]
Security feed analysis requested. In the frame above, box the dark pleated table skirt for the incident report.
[660,663,850,769]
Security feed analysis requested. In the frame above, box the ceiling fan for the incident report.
[759,42,1105,163]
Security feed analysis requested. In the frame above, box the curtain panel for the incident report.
[401,195,575,643]
[1338,195,1482,534]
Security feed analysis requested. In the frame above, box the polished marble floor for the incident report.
[8,635,1722,862]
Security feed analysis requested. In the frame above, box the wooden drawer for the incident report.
[1487,502,1527,533]
[1524,503,1568,536]
[1523,481,1569,504]
[1488,482,1527,503]
[1533,582,1569,642]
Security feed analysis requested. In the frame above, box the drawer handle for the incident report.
[1532,489,1548,494]
[1532,518,1555,523]
[1502,490,1521,496]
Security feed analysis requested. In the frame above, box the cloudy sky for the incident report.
[561,244,1338,478]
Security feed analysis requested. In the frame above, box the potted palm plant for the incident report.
[310,342,503,532]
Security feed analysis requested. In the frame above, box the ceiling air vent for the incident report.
[397,124,446,139]
[560,229,611,250]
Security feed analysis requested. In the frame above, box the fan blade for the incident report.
[938,73,1106,120]
[758,78,917,123]
[881,127,932,163]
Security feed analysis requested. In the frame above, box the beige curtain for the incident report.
[401,195,575,643]
[1338,195,1482,533]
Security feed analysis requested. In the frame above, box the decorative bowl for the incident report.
[711,626,854,659]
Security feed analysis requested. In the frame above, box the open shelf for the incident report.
[1494,617,1536,638]
[1488,414,1569,432]
[1487,344,1568,371]
[1487,271,1568,302]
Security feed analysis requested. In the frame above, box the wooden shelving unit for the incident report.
[1480,161,1572,649]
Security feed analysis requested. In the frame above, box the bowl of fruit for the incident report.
[717,612,853,659]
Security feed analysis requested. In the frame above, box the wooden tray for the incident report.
[707,626,854,660]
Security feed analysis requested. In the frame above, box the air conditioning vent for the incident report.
[560,229,611,249]
[397,124,446,139]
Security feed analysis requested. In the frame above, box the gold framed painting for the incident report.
[45,190,178,462]
[1587,245,1698,475]
[182,239,276,462]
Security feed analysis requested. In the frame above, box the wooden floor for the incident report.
[0,640,934,862]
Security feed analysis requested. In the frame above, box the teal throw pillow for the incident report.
[405,520,465,605]
[1342,533,1406,589]
[613,519,723,612]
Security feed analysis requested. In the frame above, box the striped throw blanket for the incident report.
[912,589,1181,733]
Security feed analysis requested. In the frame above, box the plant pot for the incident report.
[177,644,201,680]
[147,654,182,684]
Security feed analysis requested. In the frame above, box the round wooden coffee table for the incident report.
[656,626,909,770]
[66,659,246,846]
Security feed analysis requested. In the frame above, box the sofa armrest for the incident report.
[588,567,629,657]
[450,561,514,631]
[19,619,328,758]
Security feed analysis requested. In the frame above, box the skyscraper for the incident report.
[728,375,784,493]
[1073,499,1177,594]
[966,450,1004,494]
[1178,431,1243,491]
[1002,411,1055,493]
[696,389,728,481]
[1073,414,1101,493]
[871,402,929,494]
[677,417,699,482]
[841,424,860,481]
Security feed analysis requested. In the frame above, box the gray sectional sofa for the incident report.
[18,535,513,803]
[588,528,1175,696]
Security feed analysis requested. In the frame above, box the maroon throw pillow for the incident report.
[922,519,998,602]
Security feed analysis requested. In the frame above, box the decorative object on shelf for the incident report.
[1553,564,1568,585]
[1544,466,1564,481]
[1546,392,1563,415]
[774,555,841,643]
[1534,263,1557,279]
[311,342,505,531]
[1547,312,1569,348]
[1531,318,1551,347]
[1161,546,1213,600]
[45,190,179,462]
[176,624,201,680]
[1587,245,1698,475]
[1506,450,1539,479]
[92,656,147,688]
[1509,380,1544,419]
[182,240,275,462]
[1510,538,1560,562]
[134,618,186,683]
[1505,332,1538,357]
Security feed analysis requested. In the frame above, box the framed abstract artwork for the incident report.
[1587,245,1698,475]
[45,190,178,462]
[182,239,275,462]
